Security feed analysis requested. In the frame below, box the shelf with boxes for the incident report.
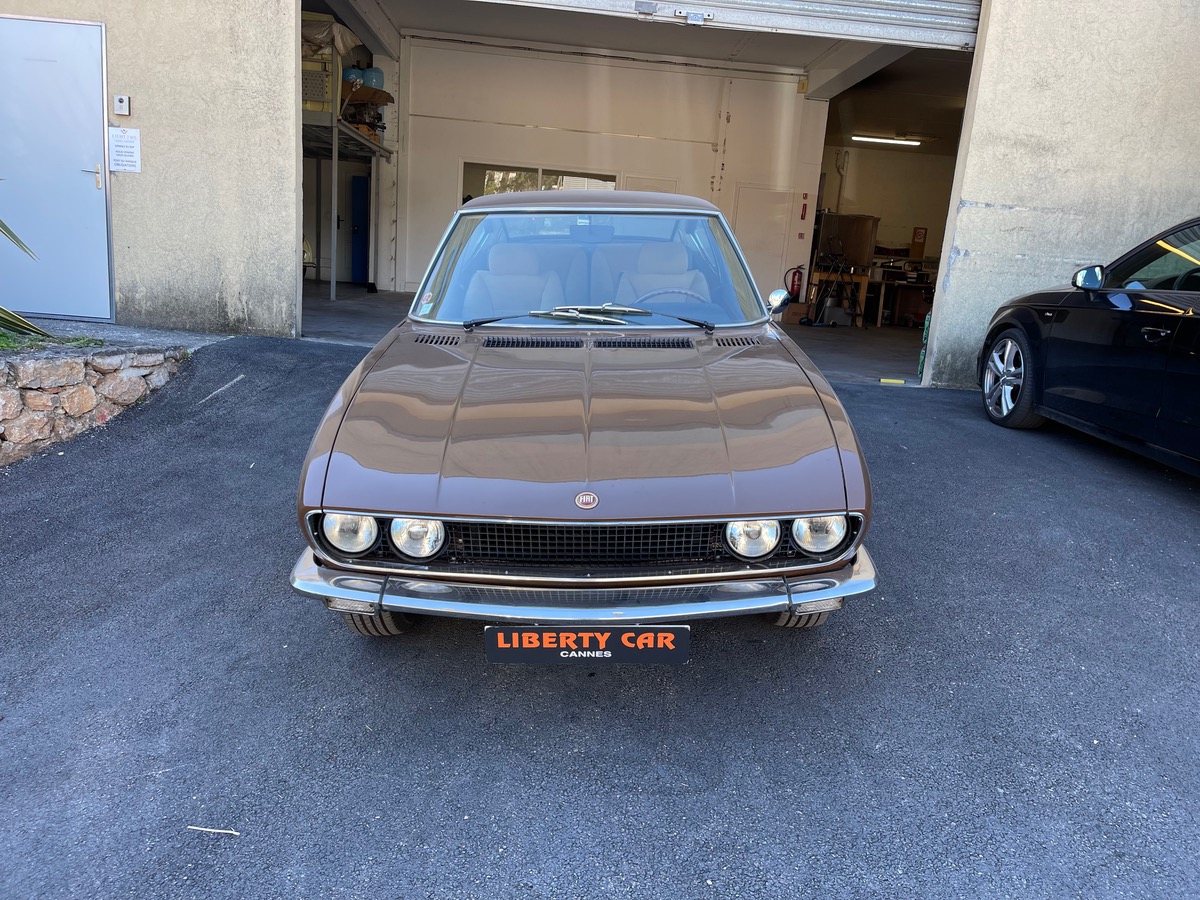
[300,10,393,162]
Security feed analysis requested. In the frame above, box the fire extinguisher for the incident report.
[785,265,805,303]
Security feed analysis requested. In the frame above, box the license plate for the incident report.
[484,625,690,665]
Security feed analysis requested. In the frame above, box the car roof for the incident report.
[461,190,720,214]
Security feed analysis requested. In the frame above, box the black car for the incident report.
[977,217,1200,476]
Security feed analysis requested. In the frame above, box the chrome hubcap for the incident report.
[983,337,1024,418]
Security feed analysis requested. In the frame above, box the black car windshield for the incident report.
[410,211,765,326]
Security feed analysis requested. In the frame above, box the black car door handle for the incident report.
[1141,326,1171,341]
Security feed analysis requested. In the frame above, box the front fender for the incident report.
[976,306,1050,385]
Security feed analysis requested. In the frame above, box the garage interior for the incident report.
[298,0,973,383]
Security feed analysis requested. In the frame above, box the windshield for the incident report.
[410,211,765,326]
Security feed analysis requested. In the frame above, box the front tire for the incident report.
[340,609,414,637]
[981,328,1045,429]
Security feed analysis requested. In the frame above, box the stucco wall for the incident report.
[0,1,300,337]
[926,0,1200,386]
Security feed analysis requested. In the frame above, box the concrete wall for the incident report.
[0,0,301,336]
[821,145,957,253]
[926,0,1200,386]
[397,38,827,298]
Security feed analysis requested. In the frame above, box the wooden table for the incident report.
[870,279,935,327]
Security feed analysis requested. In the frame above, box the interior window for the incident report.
[463,162,616,200]
[462,163,539,198]
[539,169,616,191]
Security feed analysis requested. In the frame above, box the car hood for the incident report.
[320,326,849,520]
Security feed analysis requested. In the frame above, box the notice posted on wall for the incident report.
[108,127,141,173]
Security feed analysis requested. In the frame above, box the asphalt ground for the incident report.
[2,337,1197,899]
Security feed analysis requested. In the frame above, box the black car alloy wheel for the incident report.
[982,328,1045,429]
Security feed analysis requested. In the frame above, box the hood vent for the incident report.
[593,337,694,349]
[482,336,584,349]
[413,333,460,346]
[715,336,762,348]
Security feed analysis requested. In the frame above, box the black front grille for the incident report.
[447,522,723,566]
[449,585,718,607]
[313,515,861,578]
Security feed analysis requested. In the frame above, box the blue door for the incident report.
[0,17,111,319]
[350,175,369,284]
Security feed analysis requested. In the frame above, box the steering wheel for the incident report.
[633,288,713,305]
[1171,266,1200,291]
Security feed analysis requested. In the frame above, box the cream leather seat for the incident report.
[463,244,565,319]
[613,243,710,306]
[590,243,643,304]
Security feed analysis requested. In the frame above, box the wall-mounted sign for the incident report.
[108,126,141,173]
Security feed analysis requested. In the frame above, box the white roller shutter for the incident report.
[481,0,981,50]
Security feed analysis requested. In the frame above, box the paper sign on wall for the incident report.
[108,127,141,172]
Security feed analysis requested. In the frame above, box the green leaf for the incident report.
[1,180,52,335]
[0,216,37,259]
[0,304,53,337]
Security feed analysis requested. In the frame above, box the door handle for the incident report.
[80,164,101,189]
[1141,326,1171,342]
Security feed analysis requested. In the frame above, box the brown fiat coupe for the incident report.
[292,192,874,662]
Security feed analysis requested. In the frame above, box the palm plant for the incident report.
[0,181,52,337]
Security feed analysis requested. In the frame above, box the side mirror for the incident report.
[1072,265,1104,290]
[767,289,791,314]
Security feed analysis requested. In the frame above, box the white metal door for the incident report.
[0,17,112,320]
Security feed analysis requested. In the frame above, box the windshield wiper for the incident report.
[463,309,628,331]
[552,304,715,334]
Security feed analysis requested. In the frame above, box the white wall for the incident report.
[0,0,301,336]
[821,145,957,253]
[396,38,828,298]
[927,0,1200,386]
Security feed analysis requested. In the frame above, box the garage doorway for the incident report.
[785,48,972,384]
[0,16,112,321]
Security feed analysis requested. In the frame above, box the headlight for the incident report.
[791,515,848,554]
[725,520,781,559]
[321,513,379,555]
[389,518,446,559]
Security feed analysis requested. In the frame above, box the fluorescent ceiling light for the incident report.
[852,135,921,146]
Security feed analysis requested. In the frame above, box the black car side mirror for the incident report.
[1072,265,1104,290]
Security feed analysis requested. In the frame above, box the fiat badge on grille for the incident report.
[575,491,599,510]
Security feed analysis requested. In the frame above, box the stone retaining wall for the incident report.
[0,347,185,467]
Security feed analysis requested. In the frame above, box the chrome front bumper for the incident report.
[289,546,876,625]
